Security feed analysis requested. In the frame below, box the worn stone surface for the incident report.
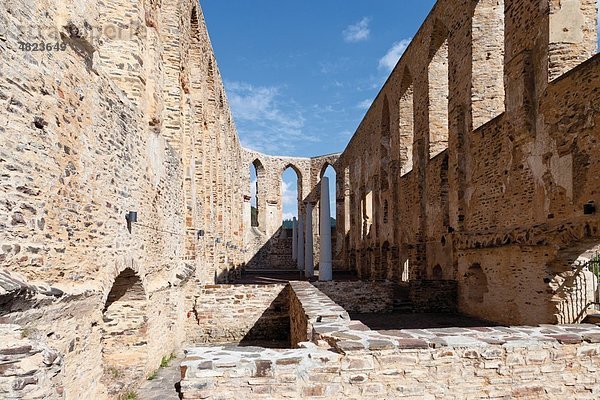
[0,0,245,397]
[1,0,600,398]
[181,283,600,399]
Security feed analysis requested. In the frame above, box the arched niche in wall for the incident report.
[466,263,488,302]
[101,268,148,396]
[428,19,450,159]
[380,95,391,192]
[551,238,600,323]
[249,159,266,231]
[472,0,506,129]
[399,68,415,176]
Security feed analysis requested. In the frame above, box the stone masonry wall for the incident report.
[181,282,600,400]
[184,284,290,345]
[0,0,245,397]
[334,0,600,325]
[312,281,398,313]
[0,324,61,399]
[409,280,458,313]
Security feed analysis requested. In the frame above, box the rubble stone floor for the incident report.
[137,357,182,400]
[351,311,498,332]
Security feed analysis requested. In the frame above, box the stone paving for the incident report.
[178,281,600,399]
[137,358,182,400]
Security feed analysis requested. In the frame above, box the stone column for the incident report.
[304,203,314,278]
[292,217,298,261]
[297,211,305,270]
[319,177,333,281]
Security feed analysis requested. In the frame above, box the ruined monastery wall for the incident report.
[0,0,245,397]
[336,0,600,325]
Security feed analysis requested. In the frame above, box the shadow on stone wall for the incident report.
[238,286,291,348]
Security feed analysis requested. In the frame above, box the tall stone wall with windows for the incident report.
[0,0,245,397]
[335,0,600,325]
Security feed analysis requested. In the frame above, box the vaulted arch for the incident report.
[101,268,148,396]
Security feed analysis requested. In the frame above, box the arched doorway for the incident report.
[552,240,600,323]
[101,268,148,397]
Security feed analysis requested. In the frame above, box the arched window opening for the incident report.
[401,258,410,282]
[343,166,351,236]
[428,20,449,159]
[554,241,600,323]
[472,0,505,130]
[319,165,337,243]
[383,200,389,224]
[432,264,443,279]
[380,96,391,191]
[399,69,415,175]
[249,159,265,230]
[101,268,148,396]
[362,189,373,239]
[548,0,598,80]
[281,166,301,236]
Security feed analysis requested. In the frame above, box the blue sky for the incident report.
[201,0,434,219]
[202,0,436,157]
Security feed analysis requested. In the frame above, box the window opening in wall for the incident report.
[472,0,505,130]
[250,159,264,229]
[399,70,415,175]
[401,259,410,282]
[380,96,391,191]
[433,264,443,279]
[319,164,337,236]
[548,0,598,80]
[281,166,301,236]
[428,21,449,159]
[383,200,389,224]
[362,190,373,239]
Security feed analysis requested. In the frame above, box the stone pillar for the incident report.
[292,217,298,261]
[304,203,314,278]
[319,177,333,281]
[297,212,305,270]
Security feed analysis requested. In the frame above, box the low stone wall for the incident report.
[184,284,290,345]
[289,281,349,347]
[181,282,600,399]
[312,281,398,313]
[409,280,458,313]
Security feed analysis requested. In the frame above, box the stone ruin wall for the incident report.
[181,281,600,400]
[0,0,246,397]
[240,149,343,271]
[335,0,600,325]
[1,0,600,397]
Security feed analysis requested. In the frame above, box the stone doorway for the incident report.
[101,268,149,397]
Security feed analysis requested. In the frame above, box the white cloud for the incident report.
[378,38,412,72]
[357,99,372,110]
[343,17,371,43]
[226,81,319,154]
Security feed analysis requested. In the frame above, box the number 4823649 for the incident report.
[19,42,67,51]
